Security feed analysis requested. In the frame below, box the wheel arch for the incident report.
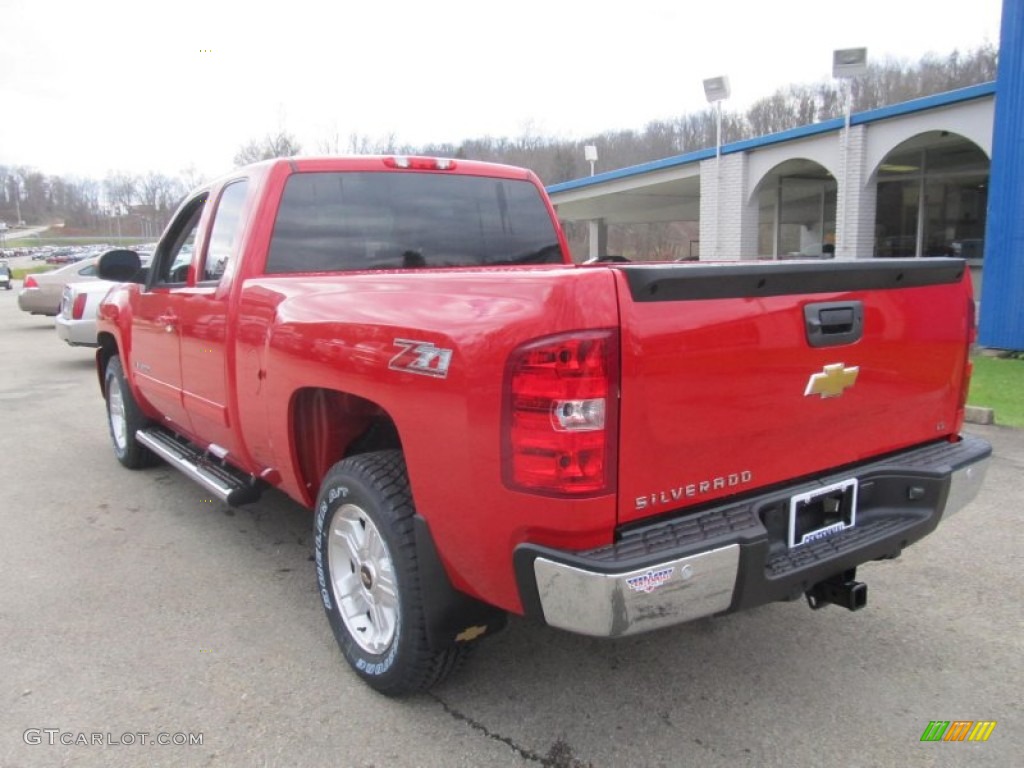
[289,386,403,504]
[295,394,508,653]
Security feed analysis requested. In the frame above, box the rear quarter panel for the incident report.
[238,267,622,613]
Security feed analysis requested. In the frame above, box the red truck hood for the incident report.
[612,259,972,525]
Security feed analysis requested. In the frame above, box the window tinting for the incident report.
[266,172,561,274]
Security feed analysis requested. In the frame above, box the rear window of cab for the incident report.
[266,172,562,273]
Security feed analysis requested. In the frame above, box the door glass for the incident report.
[153,194,207,284]
[203,181,249,282]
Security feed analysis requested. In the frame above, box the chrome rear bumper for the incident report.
[517,435,991,637]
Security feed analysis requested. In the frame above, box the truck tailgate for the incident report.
[614,259,973,526]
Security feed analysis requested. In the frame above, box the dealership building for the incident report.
[548,1,1023,349]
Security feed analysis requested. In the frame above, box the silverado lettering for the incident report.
[636,470,755,510]
[93,155,991,696]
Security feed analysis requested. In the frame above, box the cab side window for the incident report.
[202,180,249,283]
[151,193,207,286]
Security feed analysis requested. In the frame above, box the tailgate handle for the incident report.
[804,301,863,347]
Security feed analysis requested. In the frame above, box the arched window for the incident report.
[875,133,989,260]
[756,159,837,260]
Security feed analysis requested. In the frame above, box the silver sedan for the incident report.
[55,279,117,348]
[18,257,102,316]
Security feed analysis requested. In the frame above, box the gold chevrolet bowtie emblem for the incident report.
[804,363,859,398]
[455,625,488,643]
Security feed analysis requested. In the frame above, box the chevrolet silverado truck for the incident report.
[94,155,990,695]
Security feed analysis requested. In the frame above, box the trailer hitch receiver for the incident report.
[806,569,867,611]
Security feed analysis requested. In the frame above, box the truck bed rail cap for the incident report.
[619,258,966,302]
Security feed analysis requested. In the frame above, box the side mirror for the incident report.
[97,249,143,282]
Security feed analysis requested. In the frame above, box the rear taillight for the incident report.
[72,292,88,320]
[24,275,39,288]
[503,330,619,496]
[953,296,976,436]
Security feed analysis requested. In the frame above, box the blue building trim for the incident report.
[979,0,1024,349]
[547,149,715,194]
[850,82,995,125]
[547,82,996,195]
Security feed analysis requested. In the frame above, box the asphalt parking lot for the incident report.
[0,288,1020,768]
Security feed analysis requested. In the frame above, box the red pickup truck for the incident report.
[95,155,990,695]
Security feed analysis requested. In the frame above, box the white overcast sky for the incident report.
[0,0,1005,183]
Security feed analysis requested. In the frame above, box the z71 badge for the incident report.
[389,339,453,379]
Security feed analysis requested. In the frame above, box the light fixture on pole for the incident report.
[584,145,598,176]
[703,75,730,260]
[702,76,731,158]
[833,47,867,259]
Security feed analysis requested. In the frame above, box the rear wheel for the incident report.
[313,450,466,695]
[104,356,157,469]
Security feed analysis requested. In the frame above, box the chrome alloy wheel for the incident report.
[328,503,399,654]
[107,376,128,452]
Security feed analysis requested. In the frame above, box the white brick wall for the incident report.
[699,154,759,260]
[837,125,872,259]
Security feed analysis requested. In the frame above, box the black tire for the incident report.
[313,450,466,695]
[104,356,158,469]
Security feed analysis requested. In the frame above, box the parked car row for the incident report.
[41,244,117,264]
[54,252,152,347]
[4,244,154,349]
[4,243,152,264]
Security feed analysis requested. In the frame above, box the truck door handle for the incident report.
[156,313,178,333]
[804,301,863,347]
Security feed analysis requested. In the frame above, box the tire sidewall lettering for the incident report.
[316,476,401,678]
[104,369,124,460]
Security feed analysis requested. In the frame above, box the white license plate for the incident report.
[788,478,858,548]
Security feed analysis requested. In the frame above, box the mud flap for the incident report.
[414,516,507,649]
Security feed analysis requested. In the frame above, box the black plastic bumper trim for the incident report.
[514,435,990,625]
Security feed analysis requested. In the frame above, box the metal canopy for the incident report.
[553,169,702,224]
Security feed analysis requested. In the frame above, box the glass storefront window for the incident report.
[875,136,989,260]
[757,161,837,259]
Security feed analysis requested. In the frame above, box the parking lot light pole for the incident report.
[833,47,868,260]
[703,76,730,260]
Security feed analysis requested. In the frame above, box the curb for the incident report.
[965,405,995,425]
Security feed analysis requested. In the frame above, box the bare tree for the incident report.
[317,128,344,155]
[178,165,207,195]
[103,172,138,214]
[344,132,401,155]
[68,178,102,227]
[234,131,302,167]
